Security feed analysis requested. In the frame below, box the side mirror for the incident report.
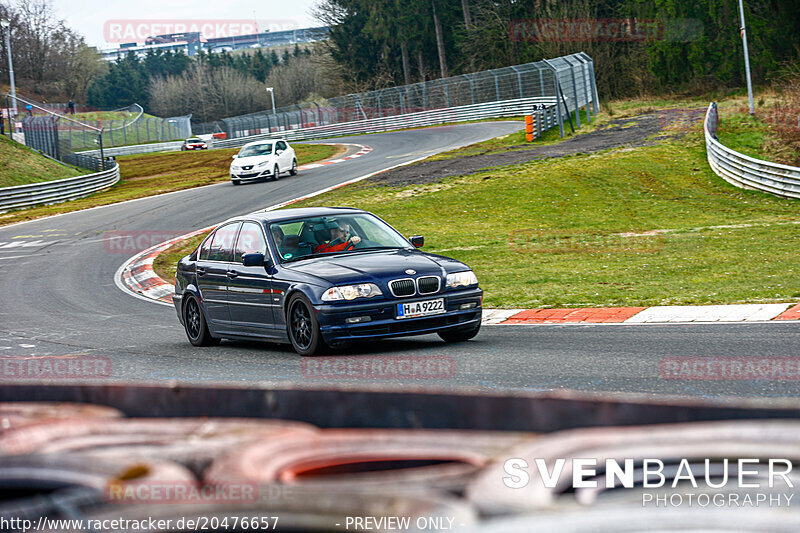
[276,149,283,155]
[409,235,424,248]
[231,154,238,159]
[242,253,266,267]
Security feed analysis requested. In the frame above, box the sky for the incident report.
[48,0,321,49]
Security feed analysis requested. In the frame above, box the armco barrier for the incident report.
[705,102,800,199]
[77,140,186,158]
[214,96,559,149]
[0,163,120,212]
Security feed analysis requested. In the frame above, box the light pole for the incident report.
[0,18,17,120]
[737,0,755,115]
[265,86,276,115]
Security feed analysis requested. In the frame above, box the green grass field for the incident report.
[276,99,800,309]
[0,144,340,226]
[0,136,81,188]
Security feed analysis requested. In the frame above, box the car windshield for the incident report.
[187,138,202,143]
[238,143,272,157]
[269,213,412,262]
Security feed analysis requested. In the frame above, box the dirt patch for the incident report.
[369,111,699,187]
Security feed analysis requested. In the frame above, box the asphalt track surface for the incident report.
[1,121,799,401]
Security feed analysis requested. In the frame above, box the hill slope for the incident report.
[0,136,81,188]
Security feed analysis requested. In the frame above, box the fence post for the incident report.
[490,70,500,101]
[580,52,600,113]
[465,74,475,104]
[563,56,581,128]
[510,65,524,98]
[542,59,565,138]
[99,129,105,171]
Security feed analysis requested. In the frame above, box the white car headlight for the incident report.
[446,270,478,288]
[256,160,270,168]
[322,283,383,302]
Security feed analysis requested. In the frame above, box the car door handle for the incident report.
[226,271,238,278]
[196,268,206,276]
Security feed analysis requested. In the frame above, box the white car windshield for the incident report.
[238,144,273,157]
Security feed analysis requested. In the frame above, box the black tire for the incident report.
[183,295,219,346]
[272,164,280,181]
[438,323,481,343]
[286,294,326,356]
[231,179,240,186]
[289,159,297,176]
[181,146,186,151]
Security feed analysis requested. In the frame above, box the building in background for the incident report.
[98,27,328,62]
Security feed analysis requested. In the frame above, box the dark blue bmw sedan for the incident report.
[173,207,483,355]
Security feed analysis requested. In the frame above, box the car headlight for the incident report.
[322,283,383,302]
[230,165,239,171]
[256,160,270,168]
[446,270,478,288]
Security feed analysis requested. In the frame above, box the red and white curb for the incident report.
[298,143,373,170]
[484,303,800,324]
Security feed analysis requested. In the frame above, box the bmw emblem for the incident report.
[405,269,416,275]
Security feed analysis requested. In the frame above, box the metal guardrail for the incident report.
[215,97,560,149]
[0,163,120,212]
[705,102,800,199]
[78,141,186,158]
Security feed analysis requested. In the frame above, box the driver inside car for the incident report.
[314,222,361,253]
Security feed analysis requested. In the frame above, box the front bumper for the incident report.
[315,287,483,343]
[230,167,274,181]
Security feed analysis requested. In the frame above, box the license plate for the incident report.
[396,298,445,319]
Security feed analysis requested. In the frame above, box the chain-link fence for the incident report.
[216,52,597,141]
[4,94,194,171]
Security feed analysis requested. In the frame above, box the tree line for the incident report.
[0,0,101,102]
[315,0,800,98]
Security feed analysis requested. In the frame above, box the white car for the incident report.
[229,139,297,185]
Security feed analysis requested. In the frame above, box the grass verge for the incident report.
[0,136,82,187]
[0,144,340,227]
[281,104,800,309]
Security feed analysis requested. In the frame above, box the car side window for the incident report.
[207,223,240,262]
[234,222,267,262]
[277,141,287,151]
[198,234,213,260]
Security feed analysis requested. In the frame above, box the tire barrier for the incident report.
[205,429,534,494]
[0,402,122,433]
[0,418,317,475]
[466,420,800,515]
[705,102,800,199]
[0,454,194,522]
[5,399,800,530]
[0,163,120,213]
